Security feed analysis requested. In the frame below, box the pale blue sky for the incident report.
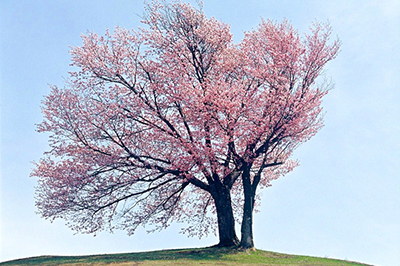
[1,1,399,265]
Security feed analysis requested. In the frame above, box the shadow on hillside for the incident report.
[89,246,240,262]
[0,246,243,265]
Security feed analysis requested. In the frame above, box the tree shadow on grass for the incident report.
[0,246,243,265]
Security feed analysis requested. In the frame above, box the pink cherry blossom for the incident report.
[32,0,340,248]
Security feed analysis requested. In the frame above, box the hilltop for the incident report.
[0,247,372,266]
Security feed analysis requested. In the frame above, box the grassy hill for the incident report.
[0,247,372,266]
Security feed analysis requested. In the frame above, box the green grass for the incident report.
[0,247,373,266]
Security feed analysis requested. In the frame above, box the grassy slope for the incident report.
[0,247,373,266]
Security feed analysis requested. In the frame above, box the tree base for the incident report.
[211,240,240,248]
[241,247,256,252]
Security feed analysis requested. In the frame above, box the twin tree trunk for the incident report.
[240,166,256,249]
[211,166,256,248]
[212,185,240,247]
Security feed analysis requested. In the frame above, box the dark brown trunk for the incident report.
[240,166,255,248]
[212,185,239,247]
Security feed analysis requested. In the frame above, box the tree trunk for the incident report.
[240,167,255,248]
[212,185,239,247]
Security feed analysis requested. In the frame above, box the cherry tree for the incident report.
[32,0,340,248]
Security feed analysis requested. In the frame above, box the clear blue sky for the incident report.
[1,1,399,265]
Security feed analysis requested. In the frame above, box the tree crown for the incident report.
[32,0,340,237]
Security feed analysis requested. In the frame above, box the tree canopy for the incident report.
[32,0,340,248]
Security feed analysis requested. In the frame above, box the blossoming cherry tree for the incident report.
[32,1,340,248]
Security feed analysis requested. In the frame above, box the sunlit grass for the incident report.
[0,247,372,266]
